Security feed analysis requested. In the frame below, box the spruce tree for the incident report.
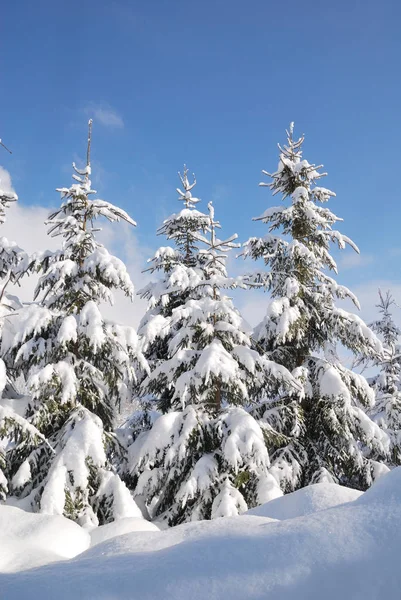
[243,124,389,491]
[138,166,210,412]
[4,121,146,525]
[369,290,401,465]
[127,202,297,525]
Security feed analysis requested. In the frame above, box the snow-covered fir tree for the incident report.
[0,172,32,502]
[3,121,146,525]
[137,166,210,412]
[243,124,389,492]
[369,290,401,465]
[127,202,298,526]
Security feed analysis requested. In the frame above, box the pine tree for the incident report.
[4,121,146,525]
[138,166,210,412]
[243,124,389,492]
[127,202,297,525]
[369,290,401,465]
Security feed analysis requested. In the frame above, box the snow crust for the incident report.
[1,468,401,599]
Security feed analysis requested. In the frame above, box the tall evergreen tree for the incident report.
[369,290,401,465]
[138,166,210,412]
[243,124,389,491]
[127,202,297,525]
[4,121,146,525]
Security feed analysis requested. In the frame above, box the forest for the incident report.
[0,120,398,529]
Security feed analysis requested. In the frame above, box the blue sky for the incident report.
[1,0,401,323]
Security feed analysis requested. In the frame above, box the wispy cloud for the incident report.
[84,103,124,129]
[211,184,230,202]
[338,252,374,271]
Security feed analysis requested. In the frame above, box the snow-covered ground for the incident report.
[1,469,400,599]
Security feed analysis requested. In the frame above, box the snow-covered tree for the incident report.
[369,290,401,465]
[243,124,389,491]
[138,166,210,412]
[127,202,297,525]
[4,121,146,525]
[0,171,32,502]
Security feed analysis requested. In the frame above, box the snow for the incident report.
[83,246,135,299]
[0,505,90,573]
[95,471,144,521]
[40,410,107,517]
[128,405,285,522]
[245,481,362,519]
[90,517,160,547]
[319,365,351,403]
[0,358,6,395]
[80,300,106,351]
[11,459,31,489]
[1,126,399,597]
[1,468,401,599]
[211,478,247,518]
[196,338,238,384]
[56,314,78,345]
[29,360,77,404]
[221,407,273,475]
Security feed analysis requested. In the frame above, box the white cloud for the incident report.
[0,166,16,195]
[85,104,124,129]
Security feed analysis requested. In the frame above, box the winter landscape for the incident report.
[1,1,400,599]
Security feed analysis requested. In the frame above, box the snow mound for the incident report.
[86,514,277,559]
[245,482,363,520]
[1,469,401,599]
[0,505,90,573]
[356,465,401,505]
[90,517,160,547]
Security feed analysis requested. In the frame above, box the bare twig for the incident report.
[0,139,12,154]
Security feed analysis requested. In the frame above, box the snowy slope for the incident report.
[1,470,400,599]
[245,481,363,519]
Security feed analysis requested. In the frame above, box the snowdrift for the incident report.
[0,505,90,573]
[1,469,401,599]
[245,481,363,520]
